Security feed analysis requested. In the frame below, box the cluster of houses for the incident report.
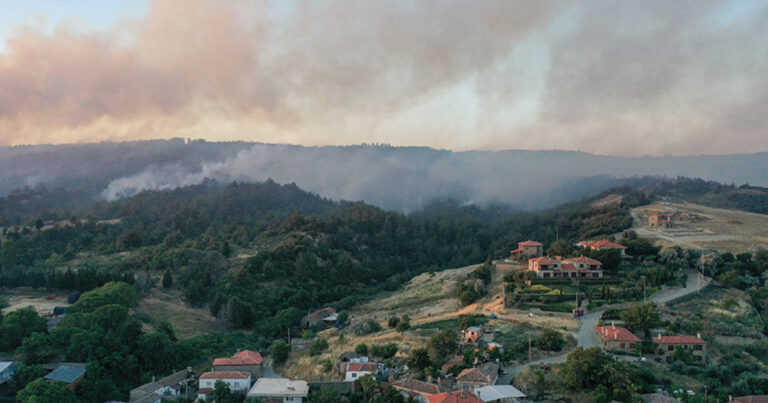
[594,323,707,364]
[511,239,629,279]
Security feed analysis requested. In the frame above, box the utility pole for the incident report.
[642,275,647,303]
[528,336,532,362]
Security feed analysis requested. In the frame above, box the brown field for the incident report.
[1,288,71,314]
[136,289,218,338]
[631,202,768,253]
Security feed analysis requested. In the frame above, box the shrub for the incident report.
[353,320,382,336]
[310,338,329,356]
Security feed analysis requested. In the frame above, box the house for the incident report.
[343,362,378,382]
[129,368,193,403]
[578,240,627,256]
[473,385,527,402]
[427,390,484,403]
[393,378,448,401]
[247,378,308,403]
[656,334,707,363]
[301,307,336,329]
[0,362,14,385]
[510,241,543,259]
[45,365,86,390]
[729,396,768,403]
[339,352,369,372]
[213,350,263,377]
[198,371,251,393]
[456,363,498,390]
[649,214,674,228]
[463,327,483,343]
[594,325,642,352]
[441,356,464,372]
[529,256,603,279]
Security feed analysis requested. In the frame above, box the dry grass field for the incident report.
[136,289,218,338]
[631,202,768,253]
[1,289,71,314]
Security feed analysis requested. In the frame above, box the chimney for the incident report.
[657,333,662,340]
[611,321,615,329]
[697,333,701,339]
[614,332,618,340]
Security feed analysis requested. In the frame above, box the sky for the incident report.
[0,0,766,156]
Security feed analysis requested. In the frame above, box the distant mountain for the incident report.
[1,139,766,212]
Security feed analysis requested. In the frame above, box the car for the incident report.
[538,364,550,371]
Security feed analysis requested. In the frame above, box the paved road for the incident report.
[497,270,708,384]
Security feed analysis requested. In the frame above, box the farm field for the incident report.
[631,202,768,253]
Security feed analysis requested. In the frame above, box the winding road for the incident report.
[497,270,709,384]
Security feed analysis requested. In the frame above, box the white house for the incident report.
[0,362,14,385]
[343,362,378,382]
[247,378,308,403]
[198,371,251,393]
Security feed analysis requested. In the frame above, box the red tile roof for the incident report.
[564,256,603,266]
[582,240,626,249]
[529,256,558,265]
[307,307,336,322]
[213,350,263,366]
[595,326,642,343]
[347,362,378,372]
[200,371,250,379]
[427,391,484,403]
[441,356,464,371]
[519,240,543,247]
[392,379,447,395]
[657,336,706,344]
[561,263,577,272]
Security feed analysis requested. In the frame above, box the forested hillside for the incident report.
[0,181,647,334]
[652,177,768,214]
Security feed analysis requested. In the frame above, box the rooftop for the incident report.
[473,385,526,402]
[564,256,603,266]
[213,350,263,366]
[199,371,250,379]
[0,362,12,373]
[346,362,378,372]
[392,378,447,395]
[580,239,626,249]
[456,363,498,383]
[657,335,706,344]
[45,365,86,384]
[427,390,484,403]
[595,326,642,343]
[519,240,543,247]
[247,378,309,397]
[529,256,558,265]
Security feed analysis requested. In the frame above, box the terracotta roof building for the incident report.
[343,362,378,382]
[510,241,544,259]
[199,371,251,393]
[213,350,263,377]
[427,390,485,403]
[529,256,604,279]
[656,334,707,364]
[595,325,641,352]
[579,240,627,255]
[301,307,336,329]
[456,363,498,390]
[392,378,447,399]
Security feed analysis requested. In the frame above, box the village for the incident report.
[1,211,737,403]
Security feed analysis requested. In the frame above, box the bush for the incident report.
[353,320,382,336]
[388,316,400,328]
[302,330,316,340]
[270,341,290,364]
[355,343,369,355]
[537,329,565,351]
[370,343,398,359]
[310,339,329,356]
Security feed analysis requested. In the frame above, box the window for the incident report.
[667,345,674,351]
[620,343,625,349]
[694,356,702,361]
[694,345,703,351]
[352,373,357,378]
[234,382,239,387]
[630,343,636,349]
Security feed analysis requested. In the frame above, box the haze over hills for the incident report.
[1,139,768,212]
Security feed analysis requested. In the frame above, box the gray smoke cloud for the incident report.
[101,143,768,212]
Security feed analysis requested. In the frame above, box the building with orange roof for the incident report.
[594,324,641,352]
[510,240,544,259]
[427,390,484,403]
[199,371,251,393]
[213,350,263,377]
[649,213,674,228]
[343,362,379,382]
[578,239,628,256]
[529,256,603,279]
[656,334,706,363]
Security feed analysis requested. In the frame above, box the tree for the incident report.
[17,332,55,364]
[0,309,47,350]
[270,341,290,364]
[17,378,79,403]
[310,338,329,356]
[221,241,232,258]
[396,316,411,333]
[322,359,334,373]
[620,303,659,337]
[427,329,457,361]
[548,239,573,257]
[388,316,400,328]
[537,329,565,351]
[408,348,431,373]
[311,387,341,403]
[11,364,46,393]
[560,347,614,389]
[162,271,173,288]
[355,343,369,355]
[211,380,236,403]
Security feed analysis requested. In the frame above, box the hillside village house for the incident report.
[656,334,707,363]
[197,371,251,400]
[343,362,378,382]
[473,385,527,403]
[441,356,464,372]
[649,213,675,228]
[44,365,86,390]
[594,325,642,352]
[428,390,485,403]
[301,307,336,329]
[129,368,193,403]
[528,256,604,279]
[392,378,448,401]
[247,378,308,403]
[510,240,543,259]
[578,239,628,256]
[463,326,483,343]
[456,363,498,390]
[0,362,13,385]
[213,350,263,377]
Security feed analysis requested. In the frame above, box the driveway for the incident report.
[497,270,708,384]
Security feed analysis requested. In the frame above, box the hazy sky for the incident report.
[0,0,766,156]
